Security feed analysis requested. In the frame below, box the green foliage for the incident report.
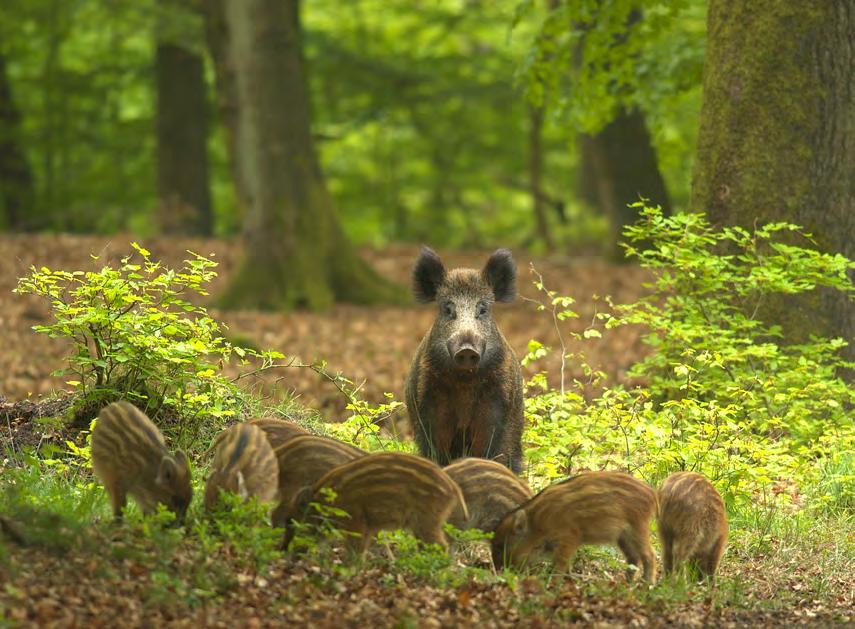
[516,0,707,206]
[0,0,611,249]
[306,0,572,249]
[194,492,283,573]
[298,361,410,452]
[518,0,706,127]
[522,206,854,515]
[14,244,282,443]
[0,0,165,231]
[286,487,361,557]
[375,528,491,588]
[0,463,103,553]
[619,205,853,447]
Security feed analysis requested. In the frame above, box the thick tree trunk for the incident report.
[0,52,35,230]
[156,29,213,235]
[692,1,854,361]
[209,0,402,310]
[529,104,555,251]
[578,107,671,258]
[203,0,247,212]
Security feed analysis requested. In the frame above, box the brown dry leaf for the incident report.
[0,235,650,419]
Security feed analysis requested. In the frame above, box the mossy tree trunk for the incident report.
[155,1,213,235]
[207,0,402,310]
[0,51,35,231]
[578,107,671,258]
[692,1,854,361]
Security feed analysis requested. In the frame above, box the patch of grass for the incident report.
[0,464,107,553]
[1,456,852,626]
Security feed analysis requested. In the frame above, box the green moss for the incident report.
[690,3,846,344]
[692,2,828,225]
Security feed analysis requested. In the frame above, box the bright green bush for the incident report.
[619,205,853,446]
[523,206,854,512]
[14,243,283,443]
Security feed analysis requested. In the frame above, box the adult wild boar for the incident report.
[405,247,524,472]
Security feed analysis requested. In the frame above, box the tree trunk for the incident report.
[0,52,35,231]
[692,1,854,361]
[203,0,248,212]
[208,0,403,310]
[156,22,213,235]
[529,104,555,251]
[578,107,671,258]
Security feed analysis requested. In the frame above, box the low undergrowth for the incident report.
[0,459,851,626]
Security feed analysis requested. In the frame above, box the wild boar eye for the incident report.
[442,302,455,318]
[477,303,488,317]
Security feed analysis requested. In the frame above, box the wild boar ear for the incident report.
[413,247,446,303]
[174,450,188,471]
[236,471,249,500]
[510,509,528,536]
[156,455,178,487]
[482,249,516,303]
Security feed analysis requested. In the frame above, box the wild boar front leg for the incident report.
[618,527,656,582]
[469,398,508,462]
[697,533,727,583]
[104,478,127,521]
[659,527,675,575]
[551,538,580,575]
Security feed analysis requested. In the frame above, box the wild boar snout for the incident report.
[446,332,485,371]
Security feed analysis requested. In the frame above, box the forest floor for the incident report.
[0,233,650,418]
[1,234,853,628]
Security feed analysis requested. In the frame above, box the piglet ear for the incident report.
[156,455,178,487]
[510,509,528,535]
[413,247,446,303]
[482,249,516,303]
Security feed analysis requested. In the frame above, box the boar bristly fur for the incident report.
[204,423,279,511]
[283,452,467,552]
[270,435,365,528]
[444,457,532,532]
[406,247,524,472]
[658,472,728,581]
[491,471,657,581]
[247,417,309,450]
[91,401,192,523]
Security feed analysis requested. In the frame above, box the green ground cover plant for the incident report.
[13,243,283,449]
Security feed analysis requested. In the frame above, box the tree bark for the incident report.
[0,52,34,230]
[203,0,247,212]
[208,0,403,310]
[529,104,555,251]
[578,107,671,258]
[156,11,213,235]
[692,1,854,361]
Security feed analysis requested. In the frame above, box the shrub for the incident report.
[618,205,853,447]
[14,243,282,445]
[522,206,854,512]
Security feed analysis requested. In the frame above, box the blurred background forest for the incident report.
[0,0,704,249]
[0,0,852,370]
